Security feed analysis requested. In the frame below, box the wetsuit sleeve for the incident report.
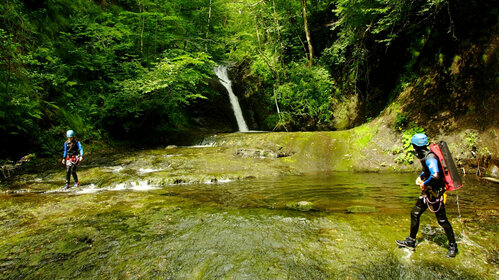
[63,143,67,158]
[423,158,440,186]
[78,142,84,156]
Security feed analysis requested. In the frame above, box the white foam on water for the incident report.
[75,184,100,194]
[43,189,58,193]
[400,248,413,263]
[45,187,69,194]
[130,181,159,191]
[203,178,233,184]
[112,183,128,191]
[65,181,159,194]
[188,143,216,148]
[111,181,158,191]
[7,189,30,194]
[137,168,163,174]
[104,166,124,173]
[217,178,233,183]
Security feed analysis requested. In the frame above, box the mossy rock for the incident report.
[346,205,377,213]
[287,201,314,211]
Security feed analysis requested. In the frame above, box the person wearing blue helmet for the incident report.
[396,133,458,258]
[62,130,84,189]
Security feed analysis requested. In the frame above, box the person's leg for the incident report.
[65,164,71,187]
[434,205,456,243]
[71,165,79,186]
[397,196,427,248]
[434,204,458,257]
[410,196,428,239]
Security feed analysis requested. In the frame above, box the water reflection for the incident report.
[150,173,498,215]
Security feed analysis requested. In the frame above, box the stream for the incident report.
[0,143,497,279]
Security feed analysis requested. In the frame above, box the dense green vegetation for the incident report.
[1,0,497,158]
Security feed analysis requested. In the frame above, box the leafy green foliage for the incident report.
[0,0,496,158]
[105,51,216,134]
[393,124,425,165]
[464,131,478,149]
[275,62,334,129]
[0,0,223,157]
[0,27,44,156]
[394,113,409,131]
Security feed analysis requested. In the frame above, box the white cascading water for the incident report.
[214,65,249,132]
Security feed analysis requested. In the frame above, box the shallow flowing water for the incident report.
[0,171,497,279]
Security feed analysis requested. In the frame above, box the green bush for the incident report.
[394,124,425,165]
[104,50,216,135]
[274,62,335,129]
[394,113,409,131]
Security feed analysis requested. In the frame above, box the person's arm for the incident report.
[62,143,67,164]
[422,158,440,186]
[78,141,84,160]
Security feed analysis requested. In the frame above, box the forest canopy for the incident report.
[1,0,497,158]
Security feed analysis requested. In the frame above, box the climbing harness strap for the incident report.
[424,194,443,213]
[66,155,80,167]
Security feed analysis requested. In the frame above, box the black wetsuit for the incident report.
[410,150,456,244]
[64,140,83,185]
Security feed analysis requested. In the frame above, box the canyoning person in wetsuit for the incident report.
[62,130,83,189]
[396,133,458,258]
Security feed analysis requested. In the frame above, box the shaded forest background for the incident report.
[1,0,497,159]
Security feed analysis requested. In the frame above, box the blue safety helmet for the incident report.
[411,133,428,147]
[66,130,75,138]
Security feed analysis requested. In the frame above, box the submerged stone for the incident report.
[346,205,377,213]
[287,201,313,211]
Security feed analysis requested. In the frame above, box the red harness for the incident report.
[66,155,80,166]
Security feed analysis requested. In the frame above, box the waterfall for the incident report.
[214,65,249,132]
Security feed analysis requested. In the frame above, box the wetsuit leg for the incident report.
[71,165,78,183]
[434,204,456,244]
[410,196,428,239]
[66,165,72,184]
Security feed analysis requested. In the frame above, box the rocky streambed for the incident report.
[0,129,497,279]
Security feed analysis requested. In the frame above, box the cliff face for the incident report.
[400,31,498,134]
[384,29,499,176]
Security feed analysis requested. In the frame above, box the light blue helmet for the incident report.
[411,133,428,147]
[66,130,75,138]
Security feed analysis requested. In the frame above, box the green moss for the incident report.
[353,125,374,147]
[346,205,377,213]
[0,174,497,279]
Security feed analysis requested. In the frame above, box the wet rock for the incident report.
[287,201,313,211]
[165,145,178,149]
[486,164,498,178]
[234,148,277,158]
[346,205,377,213]
[482,177,499,184]
[173,179,184,184]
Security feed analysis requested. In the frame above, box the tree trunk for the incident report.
[254,16,261,50]
[272,0,284,59]
[301,0,313,66]
[205,0,213,52]
[138,0,144,54]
